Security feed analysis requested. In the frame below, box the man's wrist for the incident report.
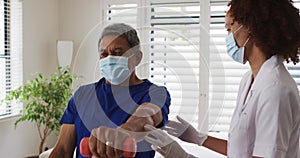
[136,103,162,126]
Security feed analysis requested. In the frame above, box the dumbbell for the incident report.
[80,137,136,157]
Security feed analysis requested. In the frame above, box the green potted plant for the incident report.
[1,66,77,155]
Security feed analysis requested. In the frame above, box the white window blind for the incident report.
[102,0,139,28]
[208,0,250,137]
[0,0,23,119]
[148,1,202,128]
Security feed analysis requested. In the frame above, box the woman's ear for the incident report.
[244,26,251,34]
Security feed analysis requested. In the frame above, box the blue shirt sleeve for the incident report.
[147,85,171,127]
[60,96,77,124]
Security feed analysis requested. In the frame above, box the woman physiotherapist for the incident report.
[144,0,300,157]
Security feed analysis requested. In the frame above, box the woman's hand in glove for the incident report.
[164,115,207,146]
[144,124,197,158]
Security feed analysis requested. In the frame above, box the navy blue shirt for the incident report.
[60,78,171,158]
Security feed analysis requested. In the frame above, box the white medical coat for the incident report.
[228,55,300,158]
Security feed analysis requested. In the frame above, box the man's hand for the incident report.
[88,103,163,157]
[89,126,130,158]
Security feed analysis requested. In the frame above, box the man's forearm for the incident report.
[49,147,74,158]
[49,124,76,158]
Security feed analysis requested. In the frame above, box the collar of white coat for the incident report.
[250,55,284,91]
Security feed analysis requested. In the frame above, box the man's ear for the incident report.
[135,51,143,66]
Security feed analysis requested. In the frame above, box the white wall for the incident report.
[59,0,101,85]
[0,117,58,157]
[23,0,59,78]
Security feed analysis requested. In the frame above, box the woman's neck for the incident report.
[247,46,268,79]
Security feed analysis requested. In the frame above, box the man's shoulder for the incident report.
[141,79,169,90]
[142,79,162,87]
[74,79,104,96]
[77,83,96,91]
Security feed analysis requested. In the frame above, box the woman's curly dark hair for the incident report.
[228,0,300,64]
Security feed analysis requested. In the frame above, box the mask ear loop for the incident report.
[243,35,251,47]
[127,52,139,74]
[127,53,136,59]
[233,25,244,34]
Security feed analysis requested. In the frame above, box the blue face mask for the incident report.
[226,25,250,64]
[99,54,135,85]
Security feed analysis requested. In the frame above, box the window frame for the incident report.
[0,0,23,120]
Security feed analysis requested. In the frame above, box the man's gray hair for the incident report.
[99,23,140,51]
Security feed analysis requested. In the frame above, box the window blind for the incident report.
[102,1,138,28]
[0,1,5,107]
[0,0,23,119]
[209,0,249,137]
[148,1,201,128]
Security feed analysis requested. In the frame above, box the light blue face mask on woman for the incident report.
[226,25,251,64]
[99,54,135,85]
